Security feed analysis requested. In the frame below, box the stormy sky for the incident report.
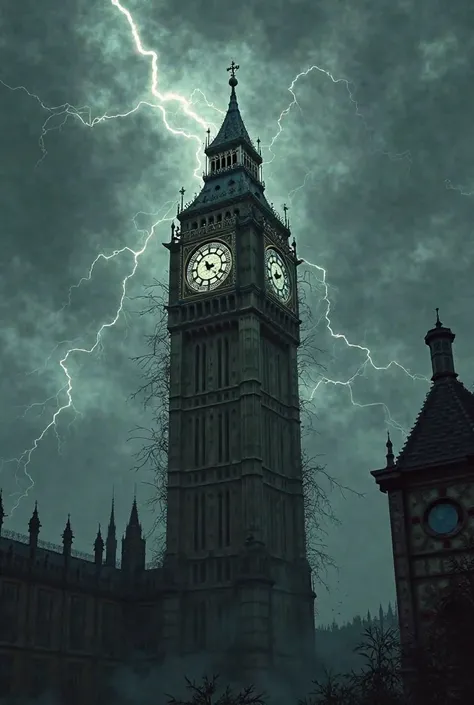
[1,0,474,625]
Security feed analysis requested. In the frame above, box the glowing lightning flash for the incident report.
[302,258,429,435]
[265,64,412,167]
[1,0,227,512]
[0,0,226,177]
[1,0,424,513]
[4,206,175,513]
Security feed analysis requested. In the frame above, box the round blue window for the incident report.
[426,501,460,535]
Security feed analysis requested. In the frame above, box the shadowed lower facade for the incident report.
[0,65,315,703]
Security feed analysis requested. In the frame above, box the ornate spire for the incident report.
[424,308,457,382]
[94,524,104,550]
[28,501,41,535]
[206,62,258,158]
[386,431,395,467]
[121,492,146,574]
[62,514,73,547]
[105,493,117,568]
[128,494,140,529]
[107,494,116,534]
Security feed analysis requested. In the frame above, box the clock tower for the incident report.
[371,310,474,689]
[161,63,315,684]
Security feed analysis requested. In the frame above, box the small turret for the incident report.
[94,524,104,567]
[62,515,74,558]
[105,495,117,568]
[121,495,146,574]
[424,308,457,382]
[0,489,5,536]
[28,501,41,559]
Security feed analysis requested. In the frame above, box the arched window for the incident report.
[195,345,200,393]
[193,495,199,550]
[224,337,230,386]
[224,410,230,462]
[217,491,223,548]
[194,416,200,467]
[201,413,206,466]
[225,490,231,546]
[217,338,222,387]
[202,343,207,392]
[218,413,223,462]
[200,493,206,549]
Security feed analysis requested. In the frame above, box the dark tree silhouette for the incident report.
[129,270,362,585]
[349,625,403,705]
[301,624,403,705]
[166,675,266,705]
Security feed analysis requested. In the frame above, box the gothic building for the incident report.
[371,311,474,685]
[0,496,159,703]
[0,64,315,703]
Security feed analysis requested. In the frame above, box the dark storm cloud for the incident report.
[2,0,474,624]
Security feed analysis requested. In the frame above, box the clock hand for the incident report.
[274,271,282,280]
[204,259,215,271]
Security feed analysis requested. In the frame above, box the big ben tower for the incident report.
[161,63,315,684]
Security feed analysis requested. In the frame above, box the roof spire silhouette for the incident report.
[28,501,41,534]
[129,494,140,528]
[0,489,5,534]
[386,431,395,467]
[94,524,104,550]
[425,308,457,382]
[107,491,116,535]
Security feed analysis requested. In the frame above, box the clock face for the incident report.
[266,247,291,303]
[426,501,461,536]
[186,241,233,292]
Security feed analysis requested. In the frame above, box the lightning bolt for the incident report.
[445,178,474,197]
[2,0,223,512]
[287,171,315,205]
[302,258,429,435]
[0,2,424,513]
[5,206,175,513]
[264,64,412,167]
[0,0,226,178]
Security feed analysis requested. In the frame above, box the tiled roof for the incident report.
[207,87,254,152]
[396,377,474,469]
[182,169,271,216]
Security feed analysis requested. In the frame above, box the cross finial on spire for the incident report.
[283,203,289,227]
[226,60,240,88]
[179,186,185,212]
[435,307,442,327]
[227,60,239,78]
